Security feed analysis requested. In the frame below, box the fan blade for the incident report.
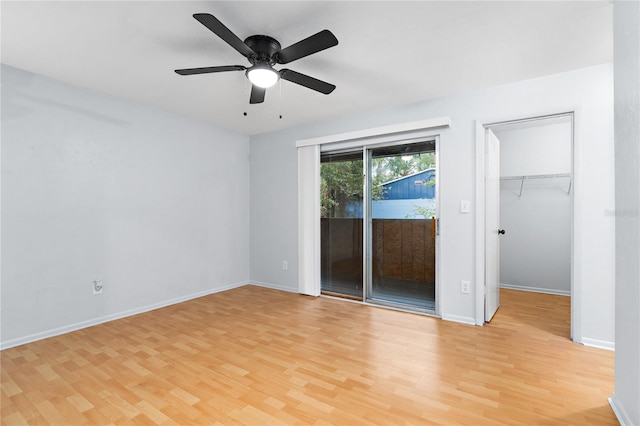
[175,65,246,75]
[193,13,255,57]
[276,30,338,64]
[250,85,266,104]
[280,69,335,94]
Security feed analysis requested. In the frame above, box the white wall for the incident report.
[495,120,572,294]
[1,65,251,348]
[497,120,572,177]
[250,64,614,345]
[612,1,640,424]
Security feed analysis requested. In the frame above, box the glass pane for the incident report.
[320,152,364,299]
[368,141,436,310]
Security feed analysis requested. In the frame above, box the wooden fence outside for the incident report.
[321,218,435,284]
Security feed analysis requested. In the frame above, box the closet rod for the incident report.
[500,173,571,197]
[500,172,571,180]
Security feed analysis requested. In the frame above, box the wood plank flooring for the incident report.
[1,286,616,425]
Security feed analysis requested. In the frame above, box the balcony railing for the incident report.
[320,218,436,303]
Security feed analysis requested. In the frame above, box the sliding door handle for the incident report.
[431,216,436,239]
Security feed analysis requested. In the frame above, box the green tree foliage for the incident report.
[320,159,363,218]
[321,152,436,218]
[408,204,437,219]
[371,152,436,188]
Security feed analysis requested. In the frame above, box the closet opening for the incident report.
[483,113,573,336]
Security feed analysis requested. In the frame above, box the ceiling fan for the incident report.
[175,13,338,104]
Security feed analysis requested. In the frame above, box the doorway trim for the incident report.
[297,117,450,297]
[474,112,578,341]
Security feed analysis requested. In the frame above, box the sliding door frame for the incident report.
[363,138,440,314]
[297,117,450,306]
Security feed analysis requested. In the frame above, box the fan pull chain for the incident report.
[243,75,248,117]
[278,79,283,120]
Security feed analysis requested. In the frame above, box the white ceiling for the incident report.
[1,1,612,136]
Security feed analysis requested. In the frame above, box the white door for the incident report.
[485,129,501,321]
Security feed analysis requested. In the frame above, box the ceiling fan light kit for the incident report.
[246,63,279,88]
[175,13,338,105]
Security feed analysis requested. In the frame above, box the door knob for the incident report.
[498,229,506,235]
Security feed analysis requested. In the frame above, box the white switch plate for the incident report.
[460,200,470,213]
[282,261,288,270]
[461,280,470,294]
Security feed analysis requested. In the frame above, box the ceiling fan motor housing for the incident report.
[244,35,281,65]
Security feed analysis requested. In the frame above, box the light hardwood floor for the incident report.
[1,286,616,425]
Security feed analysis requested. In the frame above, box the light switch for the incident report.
[460,200,470,213]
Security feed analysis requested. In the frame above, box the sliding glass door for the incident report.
[367,141,437,311]
[320,139,438,313]
[320,151,364,300]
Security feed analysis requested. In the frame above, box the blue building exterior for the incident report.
[381,169,436,200]
[345,169,437,219]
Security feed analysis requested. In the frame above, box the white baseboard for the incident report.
[0,280,249,350]
[442,313,476,326]
[582,337,615,351]
[609,393,634,426]
[249,280,299,294]
[500,283,570,297]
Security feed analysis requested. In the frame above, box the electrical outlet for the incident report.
[282,261,288,270]
[461,280,470,294]
[93,280,103,295]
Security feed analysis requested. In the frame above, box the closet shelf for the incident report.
[500,172,571,180]
[500,173,571,197]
